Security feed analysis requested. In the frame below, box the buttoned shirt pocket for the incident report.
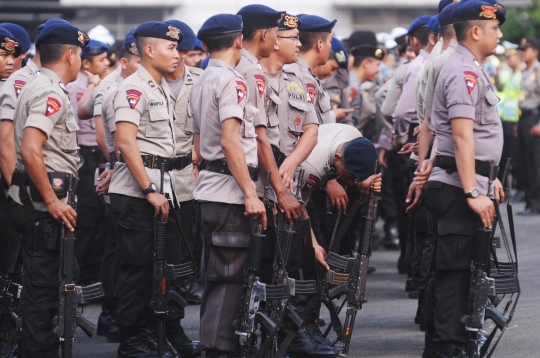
[287,99,309,134]
[60,111,80,153]
[317,93,332,114]
[146,107,170,138]
[242,104,257,138]
[479,90,500,125]
[267,92,281,128]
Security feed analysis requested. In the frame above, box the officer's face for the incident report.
[0,49,15,78]
[68,46,82,83]
[318,33,333,66]
[184,50,206,67]
[154,39,180,75]
[122,54,141,77]
[312,58,339,80]
[276,29,300,64]
[364,58,381,82]
[520,47,538,63]
[84,52,110,78]
[478,19,502,57]
[334,152,357,187]
[261,27,278,58]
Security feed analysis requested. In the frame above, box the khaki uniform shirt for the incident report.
[352,80,378,131]
[66,71,97,146]
[429,45,503,195]
[0,59,40,121]
[108,66,177,202]
[519,60,540,110]
[375,79,393,151]
[415,40,443,126]
[425,38,459,131]
[100,74,123,153]
[167,65,202,203]
[284,58,333,124]
[8,68,82,211]
[190,59,258,205]
[321,68,353,126]
[298,123,362,201]
[82,65,122,117]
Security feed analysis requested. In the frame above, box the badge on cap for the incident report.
[166,26,180,41]
[2,37,18,53]
[126,89,142,109]
[236,81,247,103]
[78,31,89,46]
[284,16,299,28]
[305,83,317,104]
[14,80,26,98]
[521,38,527,46]
[479,5,498,20]
[278,13,285,24]
[464,71,478,95]
[130,42,139,56]
[254,74,266,98]
[375,48,383,59]
[45,97,61,117]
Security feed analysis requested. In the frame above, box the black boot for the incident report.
[304,320,344,351]
[97,311,111,336]
[107,319,120,343]
[286,327,339,358]
[166,320,204,357]
[117,326,172,358]
[435,343,468,358]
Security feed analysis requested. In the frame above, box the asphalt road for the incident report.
[73,201,537,357]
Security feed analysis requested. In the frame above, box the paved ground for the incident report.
[73,201,537,357]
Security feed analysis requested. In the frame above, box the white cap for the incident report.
[87,25,115,46]
[390,27,408,40]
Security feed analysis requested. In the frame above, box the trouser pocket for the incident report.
[206,232,250,283]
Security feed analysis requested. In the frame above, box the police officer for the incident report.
[0,23,30,72]
[517,36,540,215]
[285,14,336,125]
[189,14,267,358]
[425,1,505,356]
[184,39,206,68]
[108,21,182,357]
[0,27,21,89]
[7,21,89,357]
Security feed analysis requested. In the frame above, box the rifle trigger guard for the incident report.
[64,283,76,293]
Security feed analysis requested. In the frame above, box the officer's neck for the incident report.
[298,51,320,70]
[43,63,76,85]
[165,58,185,81]
[242,41,264,61]
[140,61,163,84]
[459,41,488,63]
[210,49,239,69]
[260,55,284,75]
[32,52,42,68]
[525,58,537,69]
[441,35,455,51]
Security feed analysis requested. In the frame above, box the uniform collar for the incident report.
[208,58,236,71]
[115,73,124,84]
[449,38,458,50]
[241,48,262,69]
[40,67,68,93]
[296,58,313,74]
[456,44,480,66]
[419,49,429,59]
[137,65,167,91]
[26,58,40,75]
[184,65,195,84]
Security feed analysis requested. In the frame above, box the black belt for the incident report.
[200,159,260,182]
[520,108,539,116]
[271,145,287,167]
[434,155,498,178]
[12,170,78,201]
[119,152,192,171]
[109,151,117,167]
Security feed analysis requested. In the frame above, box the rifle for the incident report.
[0,238,22,357]
[235,171,277,358]
[150,164,186,358]
[57,174,104,358]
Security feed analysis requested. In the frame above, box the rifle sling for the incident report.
[328,200,361,253]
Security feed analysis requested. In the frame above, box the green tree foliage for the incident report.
[503,0,540,43]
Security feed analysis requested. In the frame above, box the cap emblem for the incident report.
[2,37,18,53]
[130,42,139,55]
[166,26,180,40]
[479,5,498,20]
[78,31,89,46]
[284,16,299,28]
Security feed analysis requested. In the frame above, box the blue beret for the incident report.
[198,14,242,39]
[452,0,506,25]
[123,28,138,56]
[343,137,377,183]
[0,24,30,53]
[0,27,22,58]
[349,31,385,60]
[134,21,183,43]
[36,18,70,37]
[331,37,348,69]
[82,39,109,57]
[164,20,196,51]
[201,56,210,69]
[428,16,439,34]
[408,15,432,35]
[35,22,89,49]
[193,39,205,52]
[484,0,507,16]
[439,0,460,13]
[297,14,336,33]
[438,2,461,25]
[237,4,285,29]
[278,14,301,31]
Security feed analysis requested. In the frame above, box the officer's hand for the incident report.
[494,178,505,203]
[412,141,420,156]
[358,173,382,195]
[398,143,414,157]
[405,181,424,213]
[245,195,267,230]
[146,192,169,221]
[314,244,330,271]
[47,199,77,232]
[278,158,296,192]
[333,108,355,120]
[84,71,101,87]
[193,164,199,181]
[413,126,421,137]
[378,148,388,168]
[530,124,540,137]
[96,169,113,195]
[326,179,348,214]
[277,191,302,222]
[414,159,434,187]
[391,135,398,149]
[467,196,495,229]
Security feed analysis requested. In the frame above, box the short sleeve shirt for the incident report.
[8,67,82,211]
[66,71,97,146]
[108,65,177,202]
[100,74,124,153]
[415,40,443,125]
[321,68,353,126]
[519,60,540,110]
[0,59,40,121]
[83,65,122,117]
[429,45,503,195]
[235,49,267,128]
[190,59,258,205]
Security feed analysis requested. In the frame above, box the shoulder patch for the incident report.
[45,97,61,117]
[126,89,142,109]
[304,174,320,190]
[464,71,478,94]
[236,81,247,103]
[14,79,26,98]
[76,92,84,101]
[305,83,317,104]
[254,74,266,98]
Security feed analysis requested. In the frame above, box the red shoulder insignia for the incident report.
[464,75,477,94]
[76,92,84,101]
[236,81,247,103]
[254,74,266,98]
[305,83,317,104]
[464,70,479,79]
[45,97,61,117]
[126,89,142,109]
[304,174,320,189]
[14,80,26,98]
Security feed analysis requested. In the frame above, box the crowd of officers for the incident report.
[0,0,528,356]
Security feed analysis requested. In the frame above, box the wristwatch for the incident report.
[143,183,157,195]
[465,188,480,198]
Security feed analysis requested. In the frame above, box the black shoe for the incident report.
[435,343,468,358]
[118,329,172,358]
[166,320,204,357]
[286,327,339,358]
[405,275,414,292]
[510,191,525,202]
[317,317,326,327]
[305,320,345,351]
[180,280,203,305]
[368,265,376,274]
[397,256,409,274]
[107,320,120,343]
[518,208,540,216]
[97,312,111,336]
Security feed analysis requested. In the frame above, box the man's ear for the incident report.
[120,57,128,70]
[144,44,154,59]
[81,57,90,70]
[260,28,267,42]
[236,34,243,49]
[471,25,481,41]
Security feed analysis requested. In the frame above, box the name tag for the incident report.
[149,101,165,107]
